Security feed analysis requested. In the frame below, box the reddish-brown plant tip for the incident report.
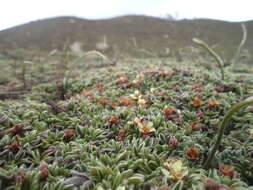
[8,125,24,136]
[136,120,155,138]
[204,178,219,190]
[206,99,220,109]
[138,96,150,108]
[219,164,236,179]
[119,97,134,107]
[5,143,21,152]
[131,81,142,88]
[168,136,179,148]
[116,129,127,141]
[15,170,26,185]
[99,97,109,106]
[204,178,230,190]
[116,75,128,85]
[186,147,200,161]
[63,129,76,142]
[249,106,253,113]
[79,90,96,102]
[110,102,119,109]
[140,128,152,138]
[107,115,120,127]
[55,80,63,89]
[190,122,204,131]
[196,111,205,118]
[39,163,49,180]
[191,83,204,92]
[95,82,104,94]
[5,136,21,152]
[191,96,202,108]
[164,107,178,121]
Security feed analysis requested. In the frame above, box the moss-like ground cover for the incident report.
[0,59,253,190]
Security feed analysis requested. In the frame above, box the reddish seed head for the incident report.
[164,107,178,121]
[99,98,109,106]
[39,163,49,180]
[95,82,104,94]
[206,99,220,109]
[119,97,134,107]
[55,81,62,88]
[204,178,219,190]
[8,125,24,136]
[110,102,119,109]
[5,143,20,152]
[116,129,127,141]
[63,129,76,142]
[190,122,204,131]
[116,75,128,85]
[204,178,230,190]
[249,106,253,113]
[186,147,200,161]
[191,84,204,92]
[15,170,26,185]
[131,81,141,88]
[168,136,179,148]
[191,96,202,108]
[196,111,205,118]
[219,164,236,179]
[107,116,120,127]
[5,136,21,152]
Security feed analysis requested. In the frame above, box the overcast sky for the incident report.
[0,0,252,30]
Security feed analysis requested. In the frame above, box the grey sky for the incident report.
[0,0,252,30]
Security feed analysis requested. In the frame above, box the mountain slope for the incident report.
[0,15,252,57]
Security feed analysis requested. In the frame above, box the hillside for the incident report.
[0,15,253,58]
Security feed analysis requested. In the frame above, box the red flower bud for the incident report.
[39,163,49,180]
[15,170,26,185]
[8,125,24,136]
[191,96,202,108]
[186,147,200,161]
[249,106,253,113]
[204,178,219,190]
[63,129,76,142]
[196,111,205,118]
[168,136,179,148]
[107,116,120,127]
[190,122,204,131]
[219,164,236,179]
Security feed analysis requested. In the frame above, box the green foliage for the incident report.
[0,57,253,189]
